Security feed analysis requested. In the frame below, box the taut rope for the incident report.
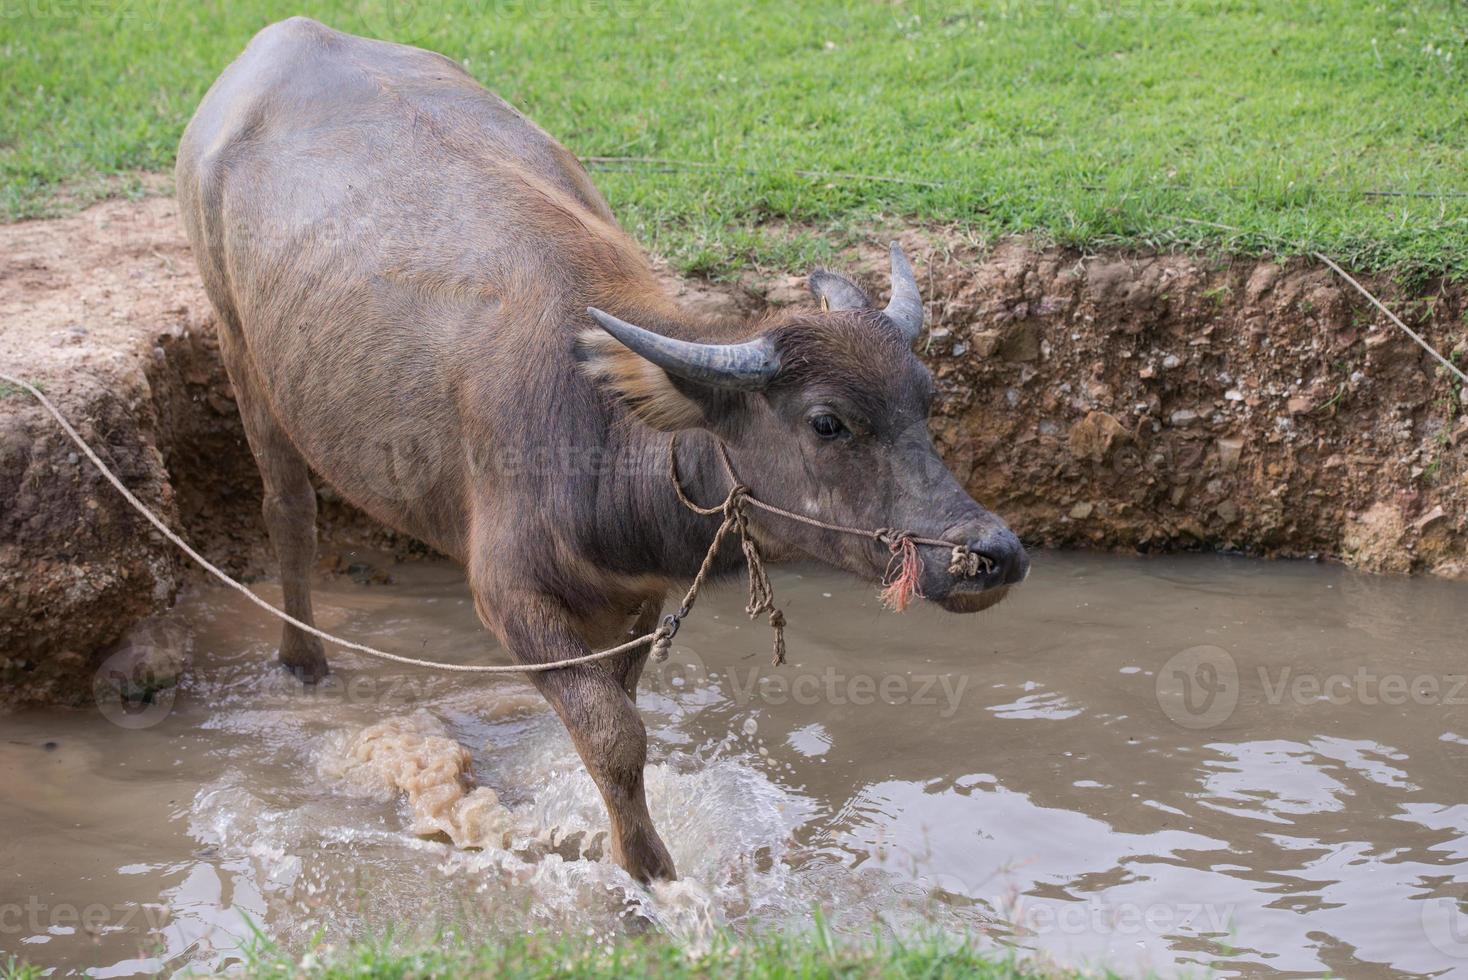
[1,372,985,674]
[1,371,719,674]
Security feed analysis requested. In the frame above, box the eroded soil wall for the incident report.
[2,201,1464,706]
[908,240,1467,576]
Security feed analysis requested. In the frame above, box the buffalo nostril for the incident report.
[971,529,1028,586]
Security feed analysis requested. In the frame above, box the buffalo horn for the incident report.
[585,307,780,390]
[882,242,925,340]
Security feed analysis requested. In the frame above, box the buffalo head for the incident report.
[579,244,1028,612]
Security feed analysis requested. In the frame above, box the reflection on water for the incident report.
[3,551,1468,977]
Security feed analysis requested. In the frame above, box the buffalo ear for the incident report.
[576,330,708,431]
[808,269,873,312]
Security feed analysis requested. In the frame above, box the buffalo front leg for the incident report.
[619,599,662,702]
[221,345,328,682]
[477,590,675,882]
[542,665,675,882]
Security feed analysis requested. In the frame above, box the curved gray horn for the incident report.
[882,242,925,341]
[808,269,872,311]
[585,307,780,390]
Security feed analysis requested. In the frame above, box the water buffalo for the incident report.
[176,17,1027,883]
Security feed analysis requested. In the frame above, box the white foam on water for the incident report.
[154,580,1005,968]
[181,686,838,959]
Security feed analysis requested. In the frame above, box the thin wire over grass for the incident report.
[583,156,1468,200]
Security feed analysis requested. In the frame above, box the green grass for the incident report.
[236,927,1081,980]
[0,928,1098,980]
[0,959,41,980]
[3,1,1468,278]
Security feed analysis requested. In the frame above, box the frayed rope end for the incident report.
[880,533,924,612]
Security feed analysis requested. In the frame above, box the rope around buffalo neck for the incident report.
[666,433,992,619]
[666,439,787,664]
[0,371,748,674]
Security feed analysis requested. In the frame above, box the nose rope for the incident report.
[876,532,925,612]
[666,435,995,628]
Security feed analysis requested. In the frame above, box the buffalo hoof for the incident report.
[618,827,677,884]
[278,632,328,684]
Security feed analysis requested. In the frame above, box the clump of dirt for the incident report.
[2,198,1464,708]
[318,708,607,862]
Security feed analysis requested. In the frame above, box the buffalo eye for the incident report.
[809,413,846,441]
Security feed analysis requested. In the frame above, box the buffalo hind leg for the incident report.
[225,351,328,681]
[260,453,327,682]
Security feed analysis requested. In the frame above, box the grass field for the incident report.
[3,1,1466,277]
[0,928,1093,980]
[238,931,1073,980]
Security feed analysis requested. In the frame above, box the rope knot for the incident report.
[947,543,992,578]
[650,610,687,664]
[651,627,672,666]
[723,485,754,537]
[768,608,787,666]
[724,483,751,515]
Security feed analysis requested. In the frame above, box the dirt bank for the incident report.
[0,198,408,707]
[757,237,1467,577]
[2,199,1464,706]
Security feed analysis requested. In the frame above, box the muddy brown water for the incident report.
[3,551,1467,977]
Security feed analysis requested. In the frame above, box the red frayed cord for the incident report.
[879,533,925,612]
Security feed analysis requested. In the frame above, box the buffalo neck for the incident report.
[585,422,750,585]
[576,299,757,584]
